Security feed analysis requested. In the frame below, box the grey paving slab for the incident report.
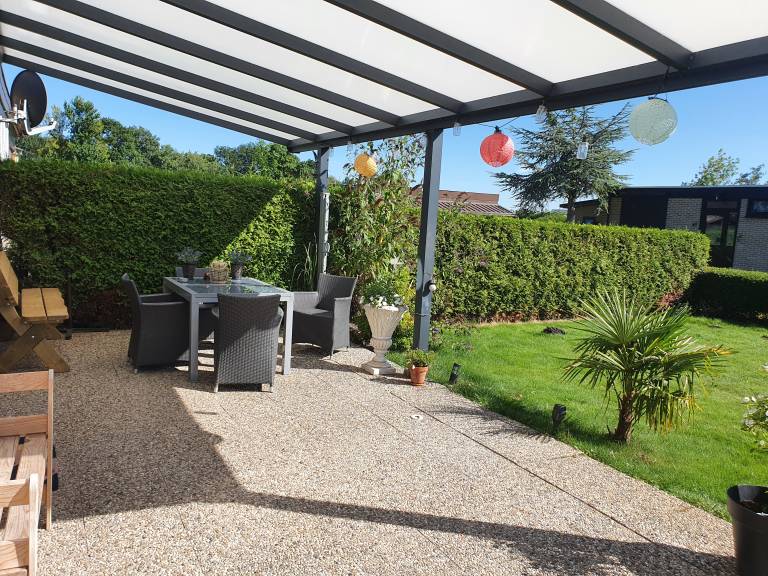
[0,331,735,575]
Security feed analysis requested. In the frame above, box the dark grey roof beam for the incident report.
[4,39,316,141]
[549,0,693,70]
[4,55,292,145]
[0,11,354,135]
[34,0,401,125]
[159,0,463,113]
[324,0,553,95]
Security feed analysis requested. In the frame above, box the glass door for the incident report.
[701,200,739,267]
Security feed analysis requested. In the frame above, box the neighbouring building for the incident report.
[411,188,515,217]
[562,186,768,271]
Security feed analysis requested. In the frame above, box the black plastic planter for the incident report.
[728,485,768,576]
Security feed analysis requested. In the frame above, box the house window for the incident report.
[746,199,768,218]
[581,217,597,225]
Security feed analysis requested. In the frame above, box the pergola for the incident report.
[1,0,766,348]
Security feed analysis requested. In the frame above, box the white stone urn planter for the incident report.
[362,303,407,375]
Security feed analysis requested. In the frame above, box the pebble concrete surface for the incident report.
[0,331,735,575]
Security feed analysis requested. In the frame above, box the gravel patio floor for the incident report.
[2,331,735,575]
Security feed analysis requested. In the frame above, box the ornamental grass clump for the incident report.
[564,289,731,443]
[742,394,768,451]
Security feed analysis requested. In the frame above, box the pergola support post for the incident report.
[314,146,331,286]
[413,128,443,351]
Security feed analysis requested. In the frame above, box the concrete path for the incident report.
[2,332,734,575]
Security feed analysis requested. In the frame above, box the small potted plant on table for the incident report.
[209,259,229,283]
[361,274,407,376]
[177,247,202,280]
[228,249,253,281]
[407,349,433,386]
[728,394,768,576]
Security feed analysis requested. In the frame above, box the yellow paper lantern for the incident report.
[353,153,377,177]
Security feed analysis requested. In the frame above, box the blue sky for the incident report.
[6,63,767,209]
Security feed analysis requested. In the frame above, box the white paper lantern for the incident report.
[630,97,678,145]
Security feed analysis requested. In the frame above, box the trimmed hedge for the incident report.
[684,267,768,322]
[0,160,314,326]
[433,212,710,320]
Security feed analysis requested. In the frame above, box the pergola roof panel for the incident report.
[0,0,765,150]
[607,0,768,52]
[371,0,655,82]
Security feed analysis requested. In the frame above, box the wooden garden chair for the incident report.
[0,253,68,373]
[0,370,54,576]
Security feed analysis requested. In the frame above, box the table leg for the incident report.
[189,299,199,382]
[283,297,293,374]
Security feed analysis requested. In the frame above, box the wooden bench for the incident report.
[0,370,54,576]
[0,252,69,374]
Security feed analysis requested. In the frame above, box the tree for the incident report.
[495,106,633,222]
[101,119,162,167]
[51,96,110,163]
[564,290,729,443]
[683,149,766,186]
[213,142,313,179]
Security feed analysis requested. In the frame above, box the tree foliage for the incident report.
[16,97,309,179]
[682,148,766,186]
[565,290,730,443]
[494,106,633,222]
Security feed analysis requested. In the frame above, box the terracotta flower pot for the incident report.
[409,365,429,386]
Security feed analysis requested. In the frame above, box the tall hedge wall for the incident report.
[684,266,768,322]
[432,211,710,320]
[0,160,314,325]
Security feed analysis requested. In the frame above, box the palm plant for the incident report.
[564,290,730,443]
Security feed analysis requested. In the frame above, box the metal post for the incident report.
[314,146,330,286]
[413,128,443,351]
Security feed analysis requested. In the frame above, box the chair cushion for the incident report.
[294,307,332,319]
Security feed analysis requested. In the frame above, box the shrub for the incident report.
[684,267,768,322]
[433,212,710,321]
[742,394,768,451]
[0,159,314,326]
[407,349,433,367]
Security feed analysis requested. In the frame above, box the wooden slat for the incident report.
[0,438,16,481]
[4,437,45,542]
[0,481,29,508]
[0,566,28,575]
[19,291,45,324]
[0,253,19,308]
[0,417,46,439]
[0,541,27,572]
[0,373,48,394]
[39,289,67,323]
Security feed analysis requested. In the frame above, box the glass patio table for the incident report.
[162,276,294,382]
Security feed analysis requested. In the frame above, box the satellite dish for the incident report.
[11,70,48,128]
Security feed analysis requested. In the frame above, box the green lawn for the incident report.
[391,317,768,519]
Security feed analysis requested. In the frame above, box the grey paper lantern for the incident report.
[630,97,678,145]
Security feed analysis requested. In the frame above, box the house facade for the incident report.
[566,186,768,271]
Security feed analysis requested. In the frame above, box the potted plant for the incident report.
[209,259,229,283]
[228,249,253,280]
[407,349,433,386]
[727,395,768,576]
[360,274,407,376]
[177,247,201,280]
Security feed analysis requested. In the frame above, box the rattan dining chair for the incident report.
[293,273,357,355]
[212,293,283,392]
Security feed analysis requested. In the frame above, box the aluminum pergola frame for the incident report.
[1,0,766,349]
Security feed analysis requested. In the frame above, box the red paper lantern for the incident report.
[480,127,514,167]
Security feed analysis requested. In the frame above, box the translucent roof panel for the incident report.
[606,0,768,52]
[81,0,434,117]
[375,0,654,82]
[208,0,524,102]
[5,49,300,141]
[7,0,379,127]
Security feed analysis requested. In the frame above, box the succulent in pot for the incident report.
[228,249,253,280]
[177,247,202,280]
[727,394,768,576]
[407,349,433,386]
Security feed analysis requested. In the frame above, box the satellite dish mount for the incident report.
[3,70,57,136]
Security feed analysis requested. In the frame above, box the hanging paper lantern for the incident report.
[480,127,514,167]
[353,153,377,177]
[630,97,678,145]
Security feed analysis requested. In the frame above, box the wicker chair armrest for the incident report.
[140,293,181,303]
[332,296,353,318]
[293,291,319,310]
